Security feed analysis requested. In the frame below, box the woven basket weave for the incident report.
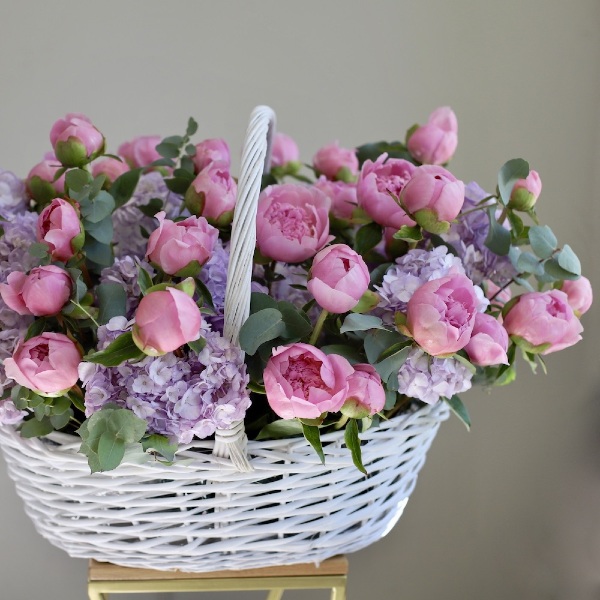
[0,106,449,572]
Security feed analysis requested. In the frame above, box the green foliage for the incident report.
[142,434,178,462]
[497,158,529,205]
[302,423,325,464]
[256,419,304,440]
[444,395,471,430]
[239,308,286,355]
[137,264,154,295]
[340,313,385,334]
[97,282,127,324]
[393,225,423,242]
[78,407,147,472]
[355,141,412,166]
[344,419,367,475]
[484,206,511,256]
[529,225,557,259]
[85,332,145,367]
[355,222,382,256]
[110,169,142,208]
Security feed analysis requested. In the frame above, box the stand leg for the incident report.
[88,585,107,600]
[331,584,346,600]
[266,589,284,600]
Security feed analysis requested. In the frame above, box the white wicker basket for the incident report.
[0,106,449,572]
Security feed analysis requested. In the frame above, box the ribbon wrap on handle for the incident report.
[213,106,276,471]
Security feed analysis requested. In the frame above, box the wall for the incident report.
[0,1,598,598]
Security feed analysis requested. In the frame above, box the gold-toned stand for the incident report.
[87,556,348,599]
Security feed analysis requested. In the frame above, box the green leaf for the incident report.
[84,237,113,267]
[50,395,72,416]
[507,210,525,237]
[393,225,423,242]
[238,308,286,355]
[384,390,398,410]
[250,292,278,313]
[302,423,325,464]
[85,332,145,367]
[516,252,543,276]
[65,168,92,193]
[364,329,405,364]
[110,169,142,208]
[186,117,199,137]
[557,244,581,277]
[321,344,365,364]
[137,264,154,295]
[544,257,580,281]
[369,262,392,287]
[156,142,180,159]
[142,434,177,462]
[484,206,511,256]
[50,409,72,430]
[355,141,411,166]
[256,419,304,440]
[188,337,207,354]
[529,225,557,259]
[340,313,384,334]
[278,301,312,339]
[374,345,411,382]
[162,135,184,147]
[80,190,115,223]
[137,197,164,218]
[355,222,383,256]
[497,158,529,205]
[344,419,367,475]
[194,278,215,310]
[28,242,50,259]
[84,216,114,244]
[20,417,53,438]
[97,282,127,324]
[25,318,47,341]
[444,395,471,430]
[165,176,192,195]
[97,433,126,471]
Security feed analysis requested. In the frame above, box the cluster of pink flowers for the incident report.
[0,106,592,473]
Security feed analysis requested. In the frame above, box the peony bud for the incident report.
[26,154,66,206]
[464,313,509,366]
[118,135,162,168]
[271,132,300,168]
[132,288,202,356]
[308,244,370,313]
[407,106,458,165]
[50,113,105,168]
[193,138,230,171]
[91,156,130,184]
[341,364,386,418]
[313,141,359,181]
[508,170,542,211]
[0,265,72,316]
[560,276,593,317]
[185,164,237,226]
[37,198,84,261]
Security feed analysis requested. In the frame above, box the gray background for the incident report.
[1,1,599,598]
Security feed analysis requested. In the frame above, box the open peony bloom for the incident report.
[264,343,354,420]
[37,198,83,261]
[464,313,509,366]
[407,106,458,165]
[146,211,218,275]
[256,184,333,263]
[357,154,416,229]
[0,265,72,316]
[503,289,583,354]
[4,332,81,396]
[308,244,370,313]
[132,288,202,356]
[407,273,479,356]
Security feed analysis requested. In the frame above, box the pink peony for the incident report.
[4,332,81,395]
[271,132,300,167]
[407,273,479,356]
[560,276,593,317]
[118,135,162,168]
[50,113,105,167]
[132,288,202,356]
[308,244,370,313]
[342,364,386,418]
[464,312,509,366]
[263,343,354,419]
[26,154,66,203]
[313,141,359,181]
[37,198,83,261]
[185,164,237,226]
[314,176,358,221]
[400,165,465,233]
[407,106,458,165]
[357,154,416,229]
[0,265,72,316]
[146,211,218,275]
[256,184,333,263]
[193,138,230,171]
[508,170,542,211]
[91,156,130,182]
[503,289,583,355]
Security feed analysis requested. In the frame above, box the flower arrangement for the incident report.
[0,108,592,475]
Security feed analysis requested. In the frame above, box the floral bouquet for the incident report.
[0,107,592,477]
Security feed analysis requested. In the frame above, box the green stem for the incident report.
[69,300,99,327]
[497,206,509,225]
[456,202,499,220]
[309,309,329,346]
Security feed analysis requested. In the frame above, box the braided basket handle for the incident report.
[213,106,276,471]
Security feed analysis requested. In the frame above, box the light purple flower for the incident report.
[397,347,473,405]
[0,399,27,425]
[0,169,27,218]
[443,182,516,285]
[79,320,251,444]
[112,172,184,258]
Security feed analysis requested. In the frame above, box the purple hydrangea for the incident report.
[112,172,185,259]
[0,169,28,219]
[79,317,251,444]
[376,246,466,316]
[0,399,27,425]
[100,256,155,317]
[0,211,37,398]
[199,238,229,332]
[397,347,473,405]
[443,182,516,285]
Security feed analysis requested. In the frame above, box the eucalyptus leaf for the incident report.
[516,252,543,276]
[238,308,286,355]
[20,417,53,438]
[278,301,312,339]
[340,313,385,334]
[156,142,180,159]
[80,190,115,223]
[97,433,126,471]
[484,206,511,256]
[97,282,127,324]
[142,434,178,462]
[85,216,114,244]
[557,244,581,277]
[28,242,50,259]
[250,292,278,313]
[320,344,365,364]
[497,158,529,205]
[374,346,410,382]
[364,329,404,364]
[65,168,92,193]
[84,237,113,267]
[256,419,304,440]
[529,225,557,259]
[110,169,142,208]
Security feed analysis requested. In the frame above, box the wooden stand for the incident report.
[88,556,348,599]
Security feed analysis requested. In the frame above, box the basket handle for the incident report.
[213,105,276,471]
